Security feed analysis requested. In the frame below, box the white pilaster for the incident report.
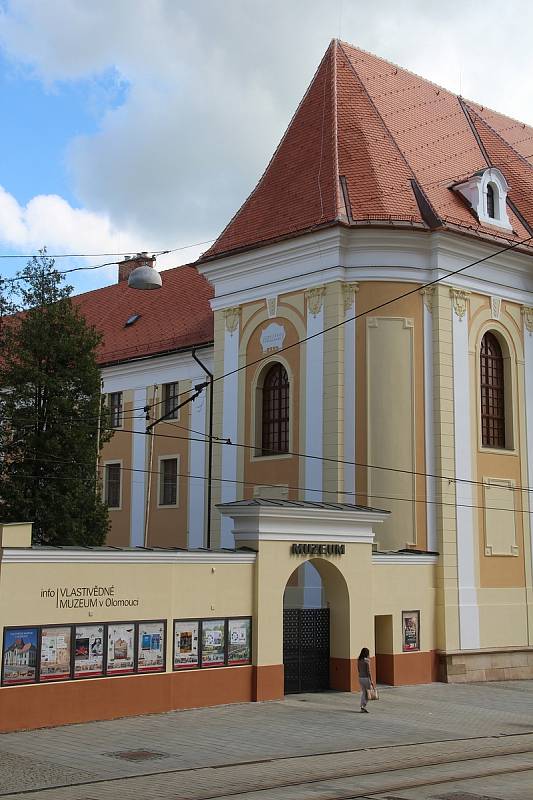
[305,289,324,500]
[220,317,240,547]
[451,291,480,649]
[423,293,437,551]
[130,387,147,548]
[343,290,356,502]
[188,382,207,548]
[523,310,533,579]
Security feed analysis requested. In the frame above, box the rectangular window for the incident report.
[163,382,179,419]
[104,463,121,508]
[159,458,178,506]
[109,392,123,428]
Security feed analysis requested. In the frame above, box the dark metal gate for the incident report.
[283,608,330,694]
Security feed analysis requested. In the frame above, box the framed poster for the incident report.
[201,619,226,667]
[40,626,72,681]
[173,620,200,669]
[402,610,420,652]
[137,621,165,673]
[74,624,104,678]
[106,623,135,675]
[228,618,252,665]
[2,627,39,685]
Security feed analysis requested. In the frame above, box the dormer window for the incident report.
[453,167,511,231]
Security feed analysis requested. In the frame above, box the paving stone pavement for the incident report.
[0,681,532,799]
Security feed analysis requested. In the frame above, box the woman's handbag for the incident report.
[367,685,379,701]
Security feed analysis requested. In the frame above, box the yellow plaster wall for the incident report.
[0,559,254,671]
[101,391,134,547]
[372,563,437,653]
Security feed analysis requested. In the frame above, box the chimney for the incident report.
[118,252,156,283]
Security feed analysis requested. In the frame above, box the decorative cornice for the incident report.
[449,287,471,320]
[266,296,278,318]
[224,306,240,334]
[305,285,326,317]
[420,286,435,313]
[341,282,359,314]
[1,549,256,565]
[522,305,533,333]
[372,553,439,565]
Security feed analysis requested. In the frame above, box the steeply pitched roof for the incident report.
[202,39,533,260]
[74,264,213,366]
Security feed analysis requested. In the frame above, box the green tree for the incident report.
[0,251,112,546]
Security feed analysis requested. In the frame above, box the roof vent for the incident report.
[125,314,141,328]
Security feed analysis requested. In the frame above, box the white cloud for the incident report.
[0,0,533,277]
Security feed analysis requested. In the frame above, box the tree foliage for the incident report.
[0,251,112,546]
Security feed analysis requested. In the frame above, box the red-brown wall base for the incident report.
[0,667,254,733]
[330,657,357,691]
[253,664,284,701]
[375,650,439,685]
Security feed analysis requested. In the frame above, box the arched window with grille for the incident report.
[480,332,505,448]
[261,362,289,456]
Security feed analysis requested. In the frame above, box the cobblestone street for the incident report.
[1,681,532,799]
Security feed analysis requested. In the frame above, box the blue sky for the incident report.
[0,1,532,295]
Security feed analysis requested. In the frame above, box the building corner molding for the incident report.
[420,286,435,313]
[224,307,240,334]
[450,287,471,321]
[521,305,533,334]
[341,282,359,314]
[305,285,326,317]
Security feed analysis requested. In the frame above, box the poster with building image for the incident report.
[40,626,72,681]
[137,621,165,673]
[74,624,104,678]
[173,620,199,669]
[2,627,39,685]
[228,618,252,665]
[106,623,135,674]
[202,619,226,666]
[402,610,420,652]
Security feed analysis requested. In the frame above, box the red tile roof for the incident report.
[74,264,213,366]
[202,40,533,260]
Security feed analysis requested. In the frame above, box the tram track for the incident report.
[1,731,533,799]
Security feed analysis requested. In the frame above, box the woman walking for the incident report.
[358,647,373,713]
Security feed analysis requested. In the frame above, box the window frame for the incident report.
[103,460,122,510]
[157,455,179,507]
[259,361,290,458]
[162,382,180,421]
[108,392,123,429]
[480,331,506,450]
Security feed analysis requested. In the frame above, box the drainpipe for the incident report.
[192,349,213,550]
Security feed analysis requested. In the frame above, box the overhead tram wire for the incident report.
[15,420,533,501]
[14,452,531,517]
[6,232,533,492]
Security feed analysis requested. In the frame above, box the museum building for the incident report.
[2,39,533,732]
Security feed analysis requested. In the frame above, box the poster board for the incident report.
[106,623,135,674]
[137,621,165,673]
[402,610,420,652]
[173,620,200,669]
[2,627,39,685]
[228,618,252,665]
[74,624,104,678]
[201,619,226,667]
[40,626,72,681]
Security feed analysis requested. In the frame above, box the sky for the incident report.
[0,0,532,294]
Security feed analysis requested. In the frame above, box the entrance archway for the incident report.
[282,559,349,694]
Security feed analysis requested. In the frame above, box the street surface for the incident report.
[0,681,532,799]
